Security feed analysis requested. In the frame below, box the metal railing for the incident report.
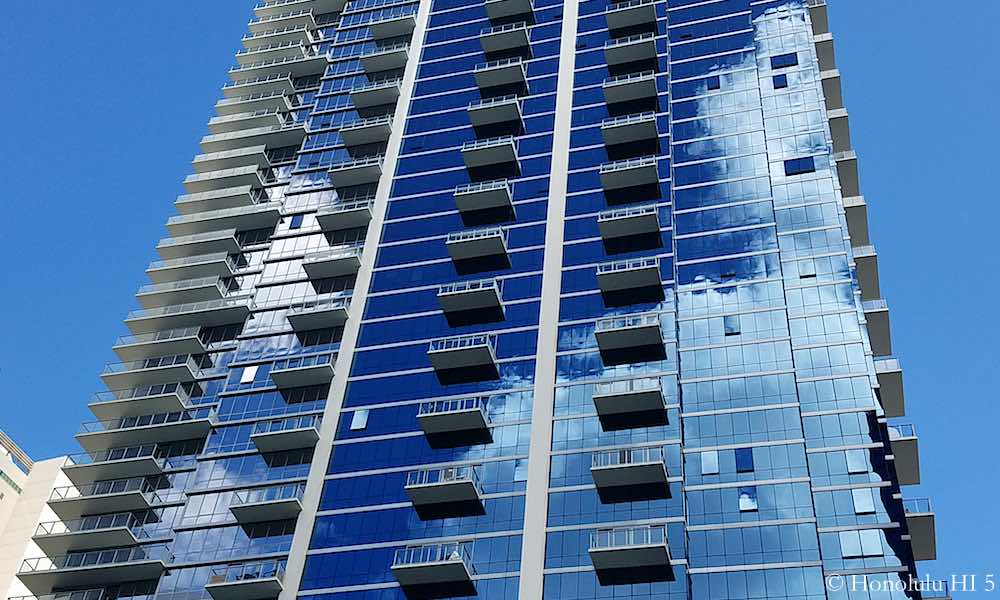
[242,25,312,43]
[392,542,473,569]
[475,57,524,72]
[329,154,384,170]
[446,226,506,244]
[209,559,286,585]
[341,115,392,130]
[49,477,158,503]
[91,382,191,406]
[303,244,363,264]
[113,328,202,350]
[64,445,165,471]
[600,155,657,173]
[862,298,888,312]
[438,278,500,296]
[604,70,656,86]
[35,513,153,539]
[252,414,321,436]
[874,357,901,372]
[237,40,305,57]
[428,334,494,353]
[360,42,409,57]
[147,251,235,272]
[597,256,659,275]
[606,0,653,12]
[136,277,226,298]
[101,354,198,377]
[230,52,323,74]
[166,202,281,227]
[594,376,662,398]
[223,71,293,90]
[406,465,481,491]
[605,31,655,49]
[270,352,335,373]
[78,407,215,436]
[156,229,238,250]
[287,295,349,316]
[601,111,656,129]
[232,482,305,506]
[249,8,313,26]
[888,423,916,439]
[418,396,489,418]
[350,78,402,93]
[468,94,520,111]
[125,297,252,321]
[481,21,527,36]
[19,545,172,574]
[462,135,516,151]
[592,446,663,468]
[455,179,509,196]
[590,525,666,550]
[595,312,660,332]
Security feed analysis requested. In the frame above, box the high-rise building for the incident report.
[0,432,69,600]
[13,0,948,599]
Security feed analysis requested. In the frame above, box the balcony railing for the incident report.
[19,545,172,575]
[50,477,158,504]
[208,559,286,586]
[592,446,663,468]
[233,482,306,507]
[391,541,475,586]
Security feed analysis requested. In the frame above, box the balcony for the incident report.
[480,22,530,53]
[598,204,659,241]
[902,498,937,561]
[820,68,842,110]
[242,25,314,49]
[183,166,265,195]
[428,334,496,371]
[228,52,327,80]
[99,354,200,389]
[827,107,851,154]
[369,12,417,39]
[89,383,191,421]
[589,525,672,580]
[215,90,293,116]
[269,353,335,388]
[17,546,171,595]
[176,186,266,218]
[862,299,891,356]
[603,70,657,104]
[205,559,286,600]
[595,312,662,352]
[446,226,508,261]
[146,252,236,284]
[842,194,869,246]
[76,408,216,454]
[438,279,503,314]
[468,95,522,127]
[359,43,409,73]
[193,146,270,175]
[236,40,310,65]
[604,32,657,66]
[302,245,363,278]
[453,180,513,213]
[834,149,859,197]
[250,414,322,452]
[484,0,533,19]
[61,447,164,486]
[48,478,160,521]
[328,155,384,187]
[286,295,350,331]
[112,328,205,362]
[391,542,474,587]
[350,78,401,108]
[405,465,483,508]
[593,377,665,419]
[230,482,305,523]
[222,72,294,99]
[591,446,667,490]
[853,244,880,300]
[597,257,661,293]
[417,396,491,437]
[461,136,517,169]
[165,202,281,237]
[155,230,240,260]
[601,112,658,146]
[316,199,374,232]
[339,115,393,146]
[123,297,253,335]
[888,423,919,485]
[600,156,659,190]
[32,514,148,555]
[136,276,227,309]
[874,357,904,418]
[813,32,835,71]
[248,9,316,33]
[254,0,346,18]
[807,0,829,34]
[200,122,307,154]
[605,0,656,31]
[474,57,527,89]
[212,110,289,135]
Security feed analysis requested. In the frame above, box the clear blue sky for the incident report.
[0,0,994,586]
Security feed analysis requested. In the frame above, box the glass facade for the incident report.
[18,1,947,599]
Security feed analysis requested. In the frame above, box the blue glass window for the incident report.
[773,73,788,89]
[706,75,721,90]
[738,486,758,512]
[289,214,304,229]
[735,447,754,472]
[724,315,740,336]
[770,52,799,69]
[784,156,816,176]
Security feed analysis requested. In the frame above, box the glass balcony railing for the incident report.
[902,497,932,514]
[888,423,916,439]
[604,31,655,49]
[341,115,392,130]
[34,513,154,539]
[9,590,109,600]
[590,524,666,550]
[252,414,321,436]
[600,155,657,173]
[594,376,661,397]
[50,477,161,503]
[475,56,523,72]
[242,25,312,44]
[418,396,488,418]
[19,545,172,575]
[77,407,216,436]
[438,278,500,296]
[455,179,509,196]
[481,22,527,36]
[350,78,402,93]
[604,70,655,86]
[208,559,286,585]
[462,135,516,151]
[125,297,253,321]
[428,334,494,353]
[595,312,660,333]
[223,71,294,90]
[270,353,335,373]
[101,354,199,378]
[607,0,653,12]
[91,382,191,406]
[147,252,235,273]
[248,9,313,27]
[392,542,473,570]
[232,482,306,507]
[592,446,663,468]
[65,444,162,468]
[406,465,481,490]
[287,294,349,315]
[597,257,659,275]
[446,226,506,244]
